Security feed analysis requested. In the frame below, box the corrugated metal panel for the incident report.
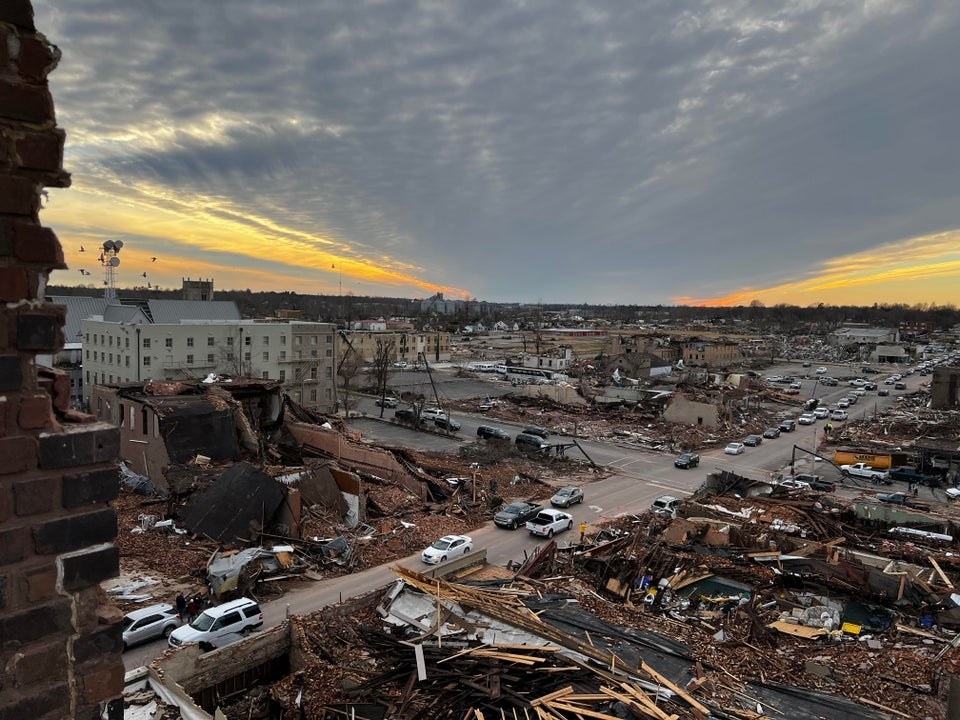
[48,295,109,342]
[147,300,241,324]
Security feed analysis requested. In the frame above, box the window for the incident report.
[263,336,269,345]
[85,370,89,383]
[226,336,234,346]
[207,353,214,364]
[310,349,318,358]
[326,335,332,344]
[143,338,151,348]
[262,351,269,361]
[310,336,318,345]
[143,356,151,366]
[109,353,113,363]
[295,336,302,346]
[279,351,286,361]
[207,336,214,347]
[325,348,332,357]
[295,350,302,360]
[100,334,104,345]
[226,352,234,361]
[125,337,129,348]
[310,367,317,380]
[262,371,269,379]
[141,407,148,435]
[279,370,286,381]
[186,354,194,365]
[165,338,173,348]
[244,352,251,362]
[325,367,332,378]
[85,333,89,342]
[244,335,251,346]
[85,349,89,360]
[108,374,113,383]
[325,388,332,399]
[310,389,317,401]
[280,335,286,345]
[186,337,194,347]
[109,336,113,347]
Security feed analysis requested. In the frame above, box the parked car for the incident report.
[515,432,551,452]
[813,407,830,419]
[392,360,408,369]
[779,419,796,432]
[820,377,838,386]
[477,425,510,441]
[674,452,700,469]
[420,406,448,420]
[493,501,543,529]
[779,478,810,490]
[724,442,745,455]
[743,435,762,447]
[394,408,427,425]
[789,381,802,389]
[841,462,891,483]
[791,474,836,492]
[797,413,816,425]
[877,388,890,396]
[122,603,182,650]
[421,534,473,564]
[762,427,781,439]
[830,409,848,421]
[815,367,828,374]
[887,466,941,486]
[550,486,584,508]
[894,382,907,390]
[434,416,461,431]
[836,399,850,409]
[375,396,399,408]
[521,426,550,438]
[169,597,263,650]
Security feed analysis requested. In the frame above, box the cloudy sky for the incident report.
[36,1,960,306]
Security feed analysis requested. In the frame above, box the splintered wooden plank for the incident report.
[531,686,575,706]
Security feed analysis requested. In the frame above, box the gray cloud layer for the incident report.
[35,0,960,302]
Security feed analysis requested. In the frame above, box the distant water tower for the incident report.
[182,277,214,301]
[100,240,123,303]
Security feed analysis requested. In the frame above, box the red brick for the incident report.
[15,223,64,267]
[0,435,36,475]
[0,80,53,126]
[0,266,29,301]
[0,174,39,215]
[0,481,11,522]
[0,524,30,564]
[16,34,60,82]
[78,664,124,704]
[18,393,53,430]
[15,129,64,171]
[19,561,57,603]
[50,369,71,413]
[12,639,68,686]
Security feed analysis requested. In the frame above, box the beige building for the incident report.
[82,311,337,411]
[680,338,742,367]
[341,330,451,364]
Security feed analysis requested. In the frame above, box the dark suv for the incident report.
[515,433,550,452]
[477,425,510,441]
[779,419,797,432]
[674,452,700,469]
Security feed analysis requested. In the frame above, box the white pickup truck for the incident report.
[840,462,890,483]
[525,509,574,538]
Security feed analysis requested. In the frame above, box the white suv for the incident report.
[168,597,262,650]
[420,406,448,420]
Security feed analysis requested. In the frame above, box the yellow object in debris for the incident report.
[841,622,862,635]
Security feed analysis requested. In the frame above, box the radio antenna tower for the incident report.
[99,239,123,303]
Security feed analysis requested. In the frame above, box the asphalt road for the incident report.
[122,361,929,668]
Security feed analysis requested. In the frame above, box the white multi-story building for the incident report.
[81,307,337,411]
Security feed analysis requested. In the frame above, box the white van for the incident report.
[651,495,679,518]
[168,597,263,650]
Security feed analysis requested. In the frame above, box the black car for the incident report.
[435,417,462,431]
[794,474,835,492]
[394,409,425,425]
[515,433,550,452]
[521,426,550,438]
[743,435,763,447]
[477,425,510,441]
[887,466,941,486]
[762,427,781,439]
[493,501,543,529]
[779,419,797,432]
[674,452,700,469]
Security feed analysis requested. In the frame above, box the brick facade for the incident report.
[0,3,124,719]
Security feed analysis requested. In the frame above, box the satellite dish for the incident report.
[109,256,120,267]
[103,240,115,251]
[114,240,124,250]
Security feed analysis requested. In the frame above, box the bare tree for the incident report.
[337,345,364,413]
[369,338,395,417]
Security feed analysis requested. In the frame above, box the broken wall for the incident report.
[663,394,719,429]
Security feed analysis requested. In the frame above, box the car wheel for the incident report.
[841,469,851,477]
[511,520,518,530]
[566,521,573,530]
[440,555,447,562]
[163,625,175,638]
[463,546,471,554]
[547,529,554,538]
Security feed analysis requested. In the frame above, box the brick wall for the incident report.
[0,3,124,719]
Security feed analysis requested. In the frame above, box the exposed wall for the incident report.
[0,4,124,718]
[929,366,960,410]
[663,394,719,429]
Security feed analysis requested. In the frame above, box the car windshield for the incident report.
[503,503,524,513]
[556,489,573,497]
[190,611,216,631]
[121,617,134,631]
[431,539,452,550]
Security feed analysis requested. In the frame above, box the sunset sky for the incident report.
[35,1,960,307]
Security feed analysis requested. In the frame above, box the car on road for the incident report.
[477,425,510,441]
[421,534,473,564]
[526,509,574,538]
[894,382,907,390]
[813,406,830,419]
[550,486,584,508]
[122,604,182,650]
[789,381,803,389]
[779,478,811,490]
[394,408,427,426]
[521,426,550,438]
[434,417,461,431]
[816,367,828,374]
[887,466,941,486]
[724,442,745,455]
[392,360,408,369]
[420,406,448,420]
[830,409,848,420]
[790,474,836,492]
[169,597,263,650]
[762,427,781,439]
[493,501,543,529]
[779,419,797,432]
[820,377,838,386]
[743,434,763,447]
[674,452,700,469]
[516,432,551,452]
[877,388,890,396]
[375,396,399,408]
[836,398,850,409]
[797,413,816,425]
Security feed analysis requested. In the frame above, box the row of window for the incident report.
[87,332,334,349]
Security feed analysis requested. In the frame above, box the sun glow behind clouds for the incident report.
[675,230,960,307]
[46,182,470,299]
